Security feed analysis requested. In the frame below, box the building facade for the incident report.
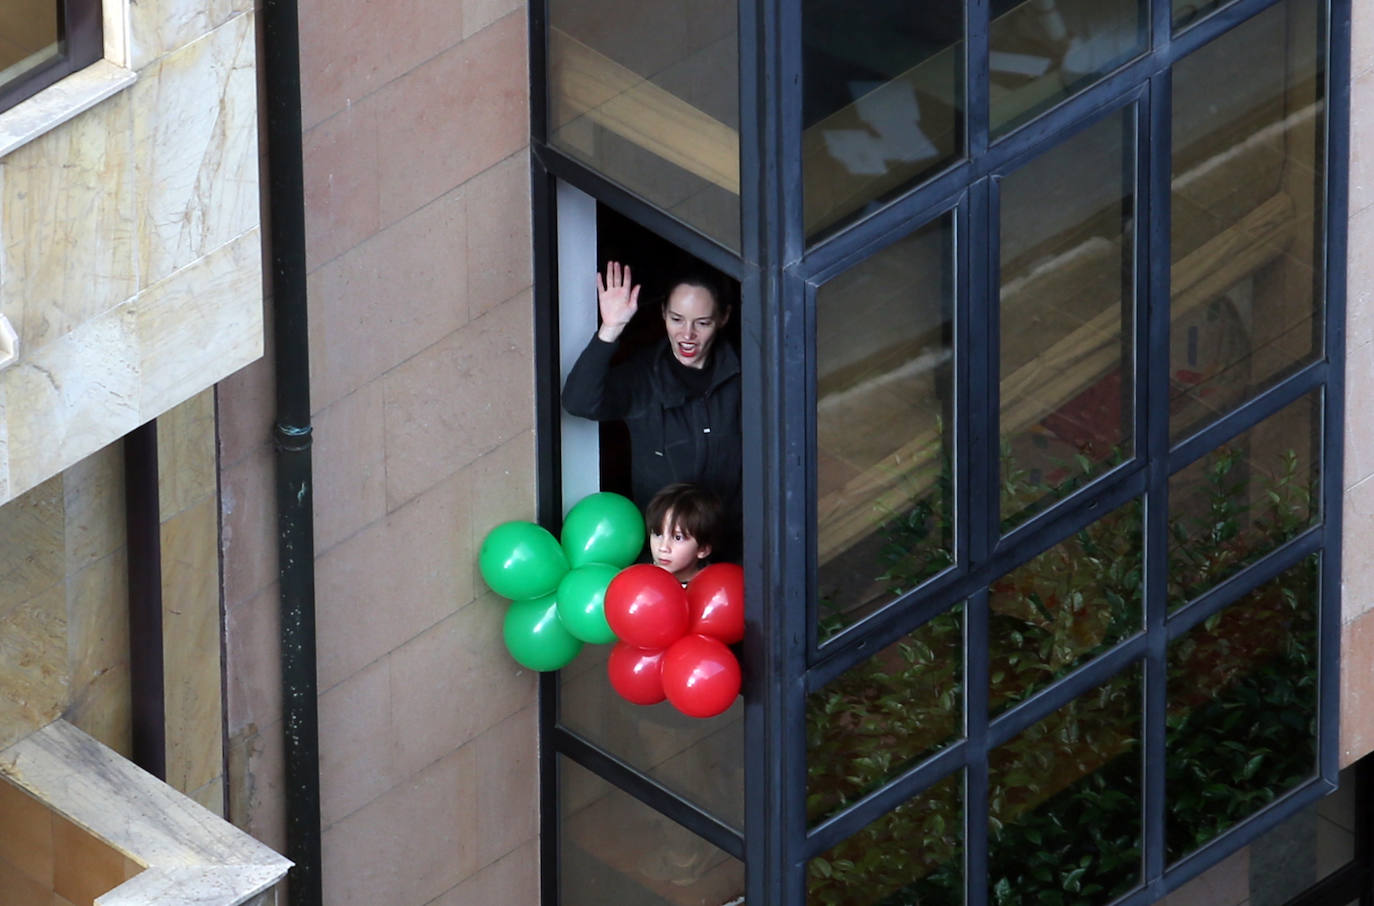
[1,0,1373,905]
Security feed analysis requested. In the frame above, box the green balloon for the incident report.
[555,563,621,644]
[479,521,569,600]
[560,492,645,569]
[503,594,583,671]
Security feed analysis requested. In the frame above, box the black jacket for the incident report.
[562,335,742,523]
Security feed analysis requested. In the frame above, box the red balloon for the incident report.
[606,642,666,705]
[661,634,741,719]
[686,562,745,644]
[604,564,690,649]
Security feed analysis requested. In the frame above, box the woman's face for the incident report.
[663,284,726,369]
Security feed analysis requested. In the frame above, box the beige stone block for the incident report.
[1350,72,1374,217]
[64,551,132,758]
[428,840,538,906]
[465,152,532,319]
[374,13,528,227]
[382,292,534,508]
[320,746,477,906]
[306,184,467,411]
[157,389,217,521]
[467,429,537,534]
[1341,607,1374,766]
[135,229,265,421]
[1342,474,1374,624]
[1345,206,1374,352]
[225,584,281,737]
[0,476,64,613]
[0,779,53,888]
[1347,341,1374,490]
[61,441,126,573]
[314,469,473,690]
[319,658,395,826]
[127,0,253,70]
[470,708,536,871]
[1355,3,1374,78]
[311,384,387,554]
[188,776,226,818]
[160,496,224,795]
[1163,845,1248,906]
[215,333,275,471]
[303,103,380,270]
[388,593,536,779]
[4,306,140,501]
[221,450,276,610]
[130,13,260,286]
[464,0,524,40]
[0,585,68,751]
[0,88,137,352]
[227,722,287,854]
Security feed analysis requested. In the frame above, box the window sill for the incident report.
[0,58,136,159]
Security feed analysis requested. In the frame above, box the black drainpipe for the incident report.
[260,0,322,902]
[125,419,166,782]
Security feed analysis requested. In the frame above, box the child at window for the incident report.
[645,483,724,586]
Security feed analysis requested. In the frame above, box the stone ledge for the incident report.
[0,719,291,906]
[0,60,137,159]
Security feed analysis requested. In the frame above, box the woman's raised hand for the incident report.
[596,261,641,342]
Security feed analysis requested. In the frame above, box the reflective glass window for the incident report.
[815,213,956,644]
[1169,0,1325,441]
[802,1,964,239]
[999,108,1135,529]
[548,0,741,249]
[0,1,59,88]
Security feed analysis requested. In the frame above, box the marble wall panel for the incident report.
[131,13,260,289]
[3,304,141,499]
[135,228,264,419]
[0,585,68,751]
[0,89,137,352]
[157,389,217,522]
[127,0,255,71]
[0,477,63,610]
[63,551,132,758]
[160,495,223,796]
[61,442,126,575]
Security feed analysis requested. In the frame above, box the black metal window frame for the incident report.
[0,0,104,113]
[530,0,1353,901]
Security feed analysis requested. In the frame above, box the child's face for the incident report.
[650,513,711,581]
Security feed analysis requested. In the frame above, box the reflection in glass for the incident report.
[1172,0,1233,30]
[0,0,60,87]
[815,214,955,644]
[560,646,744,828]
[1170,0,1325,440]
[1168,391,1320,610]
[807,771,963,906]
[989,666,1142,904]
[560,757,745,905]
[801,1,963,239]
[807,605,962,825]
[548,0,740,248]
[989,0,1145,135]
[999,109,1134,529]
[1166,556,1319,862]
[990,500,1141,715]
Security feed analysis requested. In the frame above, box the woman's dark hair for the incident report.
[661,270,732,321]
[645,483,725,550]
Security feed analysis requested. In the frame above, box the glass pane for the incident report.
[560,757,746,905]
[560,647,745,829]
[989,499,1142,716]
[1000,108,1134,529]
[1168,390,1320,610]
[1165,555,1319,863]
[815,214,955,644]
[807,605,962,825]
[1172,0,1234,31]
[807,771,964,906]
[0,0,60,87]
[989,0,1145,136]
[989,665,1143,905]
[548,0,740,249]
[802,2,963,239]
[1169,0,1325,441]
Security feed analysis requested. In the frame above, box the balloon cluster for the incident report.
[479,493,644,672]
[605,562,744,719]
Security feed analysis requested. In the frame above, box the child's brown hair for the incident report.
[645,483,724,552]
